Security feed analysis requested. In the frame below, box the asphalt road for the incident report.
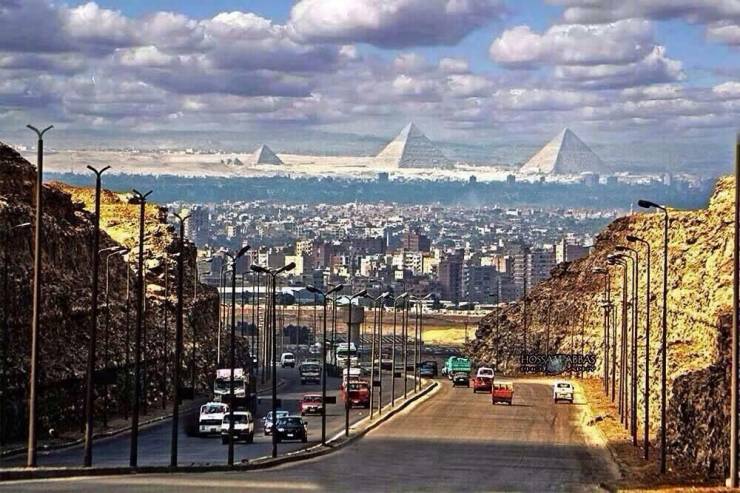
[0,364,416,468]
[0,377,618,492]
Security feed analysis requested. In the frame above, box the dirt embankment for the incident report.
[469,175,735,481]
[0,142,219,443]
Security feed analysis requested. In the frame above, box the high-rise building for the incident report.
[401,229,431,252]
[555,238,590,264]
[186,205,210,246]
[439,250,464,303]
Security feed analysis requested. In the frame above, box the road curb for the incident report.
[0,379,438,482]
[0,379,288,460]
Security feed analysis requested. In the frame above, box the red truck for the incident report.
[472,367,494,393]
[341,380,370,408]
[491,381,514,405]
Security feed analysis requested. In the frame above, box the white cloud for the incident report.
[713,81,740,99]
[447,74,493,97]
[288,0,506,48]
[707,21,740,46]
[490,20,655,67]
[438,57,469,74]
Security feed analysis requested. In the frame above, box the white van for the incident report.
[280,352,296,368]
[553,381,575,403]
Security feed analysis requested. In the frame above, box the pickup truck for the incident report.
[472,367,494,393]
[299,362,321,385]
[491,381,514,405]
[220,410,254,444]
[341,380,370,408]
[443,356,471,379]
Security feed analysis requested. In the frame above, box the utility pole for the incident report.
[25,123,52,468]
[170,213,189,467]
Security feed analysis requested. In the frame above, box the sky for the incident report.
[0,0,738,170]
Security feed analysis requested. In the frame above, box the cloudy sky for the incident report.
[1,0,738,168]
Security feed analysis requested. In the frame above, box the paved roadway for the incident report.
[0,377,618,492]
[0,365,415,468]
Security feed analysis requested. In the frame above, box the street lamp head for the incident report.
[10,222,32,231]
[626,234,642,243]
[306,285,321,294]
[236,245,251,259]
[353,289,368,299]
[380,291,391,299]
[592,267,607,274]
[615,245,629,252]
[638,199,660,209]
[276,262,296,274]
[327,284,344,296]
[250,264,269,274]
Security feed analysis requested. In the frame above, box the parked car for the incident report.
[263,409,290,435]
[220,410,254,444]
[452,372,469,387]
[491,381,514,405]
[280,352,296,368]
[553,381,575,403]
[300,394,324,415]
[274,416,308,443]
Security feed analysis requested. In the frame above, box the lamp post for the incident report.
[129,188,152,468]
[169,213,190,467]
[409,294,432,393]
[638,198,670,474]
[306,284,343,445]
[224,246,251,466]
[390,292,408,407]
[592,267,610,396]
[368,292,390,417]
[25,123,52,467]
[628,234,651,460]
[608,254,628,423]
[250,261,295,458]
[102,246,128,429]
[345,289,368,437]
[0,222,31,447]
[617,244,639,446]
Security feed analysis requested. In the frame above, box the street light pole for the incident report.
[25,124,52,468]
[390,293,408,407]
[224,246,250,466]
[638,198,670,474]
[593,267,609,395]
[628,234,652,460]
[345,289,368,437]
[251,262,295,458]
[170,213,190,467]
[82,165,111,467]
[130,189,152,468]
[306,284,343,445]
[618,245,639,446]
[608,254,628,423]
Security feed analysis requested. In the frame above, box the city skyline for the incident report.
[0,1,738,173]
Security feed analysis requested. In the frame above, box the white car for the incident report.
[198,402,229,436]
[280,352,296,368]
[221,410,254,444]
[553,381,575,403]
[476,367,495,379]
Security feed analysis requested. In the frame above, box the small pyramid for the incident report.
[253,144,283,165]
[376,122,452,169]
[520,129,604,175]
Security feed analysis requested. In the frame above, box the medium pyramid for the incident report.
[252,144,283,165]
[520,129,604,175]
[376,122,453,169]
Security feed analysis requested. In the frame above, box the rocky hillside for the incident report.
[469,175,734,478]
[0,142,219,443]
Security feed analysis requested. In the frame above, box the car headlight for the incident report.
[277,428,285,432]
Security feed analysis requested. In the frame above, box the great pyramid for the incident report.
[252,144,283,165]
[520,128,604,175]
[376,122,453,169]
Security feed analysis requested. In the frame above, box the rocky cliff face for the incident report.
[0,142,219,442]
[469,176,734,478]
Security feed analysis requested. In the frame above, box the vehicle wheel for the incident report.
[507,401,512,406]
[302,436,308,443]
[221,437,228,445]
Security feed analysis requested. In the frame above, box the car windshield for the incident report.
[348,383,367,391]
[302,364,320,371]
[223,414,249,424]
[556,383,572,389]
[215,378,244,392]
[267,411,289,421]
[203,404,227,414]
[282,354,294,360]
[277,417,303,426]
[304,396,321,402]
